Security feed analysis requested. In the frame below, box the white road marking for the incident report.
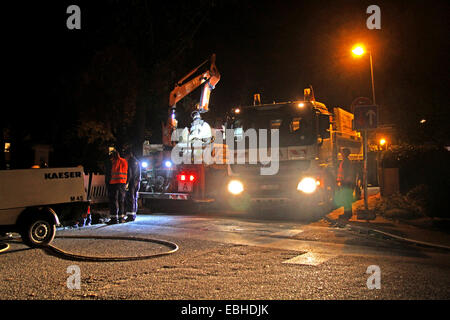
[282,252,336,266]
[271,229,304,237]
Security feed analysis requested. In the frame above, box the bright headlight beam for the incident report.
[228,180,244,195]
[164,160,172,168]
[297,177,317,193]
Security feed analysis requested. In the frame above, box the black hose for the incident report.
[45,235,179,262]
[1,233,179,262]
[0,242,10,253]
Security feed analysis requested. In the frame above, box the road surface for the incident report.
[1,210,449,300]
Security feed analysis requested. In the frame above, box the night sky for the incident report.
[5,0,450,155]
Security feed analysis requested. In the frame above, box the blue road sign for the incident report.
[353,105,378,130]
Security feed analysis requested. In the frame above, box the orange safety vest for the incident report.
[337,160,345,183]
[110,157,128,184]
[337,159,354,185]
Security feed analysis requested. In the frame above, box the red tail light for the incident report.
[177,173,196,182]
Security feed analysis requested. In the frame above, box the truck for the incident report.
[0,167,90,247]
[138,55,362,218]
[220,88,363,218]
[139,54,226,207]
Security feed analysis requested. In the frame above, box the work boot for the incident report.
[107,217,119,225]
[126,214,136,222]
[339,211,352,221]
[119,217,127,224]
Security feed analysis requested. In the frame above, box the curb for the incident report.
[346,223,450,251]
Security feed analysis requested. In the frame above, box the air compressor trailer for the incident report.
[0,167,90,247]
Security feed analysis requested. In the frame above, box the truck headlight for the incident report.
[297,177,317,194]
[228,180,244,195]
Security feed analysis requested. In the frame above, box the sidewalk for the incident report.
[325,193,450,250]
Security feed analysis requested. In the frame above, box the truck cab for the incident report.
[222,96,362,217]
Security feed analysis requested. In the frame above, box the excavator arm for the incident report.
[165,54,220,147]
[169,54,220,110]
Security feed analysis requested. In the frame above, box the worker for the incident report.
[124,149,141,222]
[106,150,128,224]
[336,148,356,220]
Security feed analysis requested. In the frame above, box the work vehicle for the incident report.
[139,54,226,207]
[222,88,363,217]
[138,54,362,217]
[0,167,90,247]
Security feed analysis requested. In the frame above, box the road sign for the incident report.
[350,97,372,113]
[353,105,378,130]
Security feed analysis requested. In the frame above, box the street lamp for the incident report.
[351,45,365,56]
[351,43,377,211]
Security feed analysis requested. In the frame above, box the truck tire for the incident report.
[20,218,56,248]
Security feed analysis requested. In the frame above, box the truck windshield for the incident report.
[230,103,315,147]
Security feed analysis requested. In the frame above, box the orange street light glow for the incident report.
[352,45,365,56]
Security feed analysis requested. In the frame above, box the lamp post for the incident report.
[352,44,376,104]
[352,44,377,211]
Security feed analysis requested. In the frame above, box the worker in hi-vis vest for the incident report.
[105,150,128,224]
[336,148,356,220]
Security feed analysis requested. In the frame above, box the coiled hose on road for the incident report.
[0,230,179,262]
[0,242,10,253]
[46,235,179,262]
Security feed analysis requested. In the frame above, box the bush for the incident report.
[381,145,450,218]
[375,191,427,220]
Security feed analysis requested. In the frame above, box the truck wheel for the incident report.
[20,219,56,248]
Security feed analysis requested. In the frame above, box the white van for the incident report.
[0,167,90,247]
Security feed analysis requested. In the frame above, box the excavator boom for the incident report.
[169,54,220,109]
[165,54,220,147]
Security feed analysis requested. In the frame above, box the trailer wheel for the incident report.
[20,218,56,248]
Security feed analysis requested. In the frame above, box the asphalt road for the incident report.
[1,210,449,300]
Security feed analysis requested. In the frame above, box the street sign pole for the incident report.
[367,52,375,211]
[353,103,378,212]
[363,129,368,210]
